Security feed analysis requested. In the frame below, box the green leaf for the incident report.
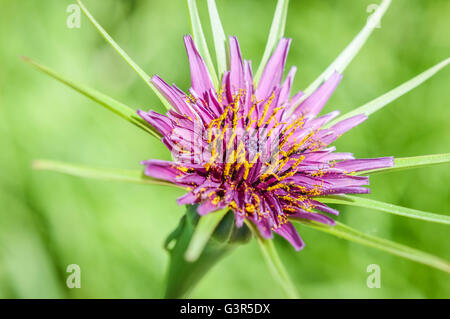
[185,208,229,262]
[293,220,450,273]
[317,195,450,225]
[289,0,391,112]
[22,57,161,138]
[254,0,290,85]
[327,58,450,127]
[164,205,251,298]
[357,153,450,176]
[207,0,227,78]
[246,221,300,299]
[76,0,172,111]
[32,159,178,188]
[186,0,219,88]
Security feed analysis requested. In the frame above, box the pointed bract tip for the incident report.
[31,160,45,170]
[19,56,31,62]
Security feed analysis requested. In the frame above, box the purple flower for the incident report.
[138,35,393,251]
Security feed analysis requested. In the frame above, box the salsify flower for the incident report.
[137,35,393,250]
[26,0,450,298]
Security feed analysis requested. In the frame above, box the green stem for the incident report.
[247,221,300,299]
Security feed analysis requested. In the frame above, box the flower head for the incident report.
[138,35,393,250]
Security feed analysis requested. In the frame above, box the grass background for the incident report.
[0,0,449,298]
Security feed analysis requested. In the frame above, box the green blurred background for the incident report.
[0,0,449,298]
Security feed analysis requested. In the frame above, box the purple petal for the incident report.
[317,114,368,146]
[251,216,274,239]
[256,38,291,100]
[288,209,336,226]
[335,157,394,172]
[307,110,340,129]
[197,199,225,215]
[244,60,254,86]
[317,186,370,195]
[137,110,173,136]
[274,222,305,251]
[177,192,198,205]
[293,71,343,118]
[322,175,370,188]
[140,159,182,183]
[184,35,214,96]
[176,173,206,186]
[331,114,368,136]
[309,200,340,216]
[229,36,245,93]
[289,90,304,109]
[279,66,297,105]
[151,75,195,118]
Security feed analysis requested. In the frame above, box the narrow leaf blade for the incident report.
[317,195,450,225]
[327,58,450,127]
[76,0,172,110]
[32,159,178,188]
[207,0,227,78]
[246,221,300,299]
[289,0,391,112]
[293,220,450,273]
[186,0,219,88]
[358,153,450,175]
[254,0,290,84]
[22,57,160,138]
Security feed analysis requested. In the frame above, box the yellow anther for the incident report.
[257,93,275,127]
[245,203,256,213]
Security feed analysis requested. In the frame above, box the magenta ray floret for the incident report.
[138,35,393,250]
